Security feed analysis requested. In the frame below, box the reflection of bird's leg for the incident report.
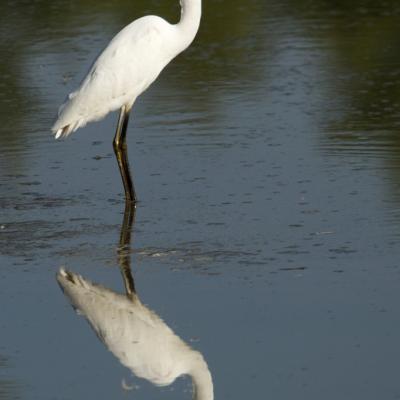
[117,202,137,301]
[113,105,137,204]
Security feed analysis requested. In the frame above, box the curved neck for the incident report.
[188,351,213,400]
[176,0,202,50]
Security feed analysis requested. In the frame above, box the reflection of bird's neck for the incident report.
[178,0,202,48]
[188,351,214,400]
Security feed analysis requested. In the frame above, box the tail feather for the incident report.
[52,110,86,140]
[52,90,85,139]
[51,83,128,139]
[53,121,80,139]
[52,113,97,139]
[54,125,72,139]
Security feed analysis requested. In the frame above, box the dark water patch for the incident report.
[0,194,80,211]
[0,219,118,259]
[329,245,358,255]
[135,245,259,270]
[279,266,307,272]
[319,130,400,162]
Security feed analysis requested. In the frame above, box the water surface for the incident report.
[1,0,400,399]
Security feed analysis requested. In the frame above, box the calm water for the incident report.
[1,0,400,399]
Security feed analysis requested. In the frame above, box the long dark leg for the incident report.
[117,202,136,300]
[113,105,137,204]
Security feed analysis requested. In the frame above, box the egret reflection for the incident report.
[56,205,213,399]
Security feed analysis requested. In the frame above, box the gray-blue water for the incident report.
[1,0,400,399]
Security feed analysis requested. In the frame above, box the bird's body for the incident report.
[57,268,213,399]
[53,1,201,139]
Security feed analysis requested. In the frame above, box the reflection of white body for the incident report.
[52,0,202,138]
[57,268,213,400]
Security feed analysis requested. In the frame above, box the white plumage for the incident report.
[57,268,213,400]
[52,0,201,139]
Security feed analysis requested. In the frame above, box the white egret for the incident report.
[52,0,202,203]
[57,268,213,400]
